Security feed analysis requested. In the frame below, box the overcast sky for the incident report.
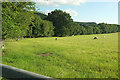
[32,0,119,24]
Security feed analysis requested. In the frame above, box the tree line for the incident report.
[2,2,118,39]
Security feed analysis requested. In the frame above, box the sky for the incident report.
[32,0,119,24]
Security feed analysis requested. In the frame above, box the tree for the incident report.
[86,26,93,34]
[98,23,118,34]
[98,23,109,33]
[31,15,54,37]
[93,27,101,34]
[108,24,118,33]
[2,2,35,39]
[46,9,73,37]
[80,26,87,35]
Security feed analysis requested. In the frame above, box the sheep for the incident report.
[93,36,98,39]
[16,38,20,41]
[55,38,58,40]
[103,36,106,38]
[1,45,5,49]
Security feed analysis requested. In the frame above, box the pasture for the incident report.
[2,33,118,78]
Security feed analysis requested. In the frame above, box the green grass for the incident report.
[2,33,118,78]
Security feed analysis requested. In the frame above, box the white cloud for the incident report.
[44,9,78,17]
[44,10,51,15]
[87,0,119,2]
[33,0,118,7]
[34,0,86,6]
[64,9,78,17]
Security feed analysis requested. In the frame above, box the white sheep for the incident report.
[72,35,74,36]
[1,45,5,49]
[16,38,20,41]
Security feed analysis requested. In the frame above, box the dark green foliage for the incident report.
[93,27,101,34]
[34,12,47,20]
[2,2,54,39]
[85,26,93,34]
[2,2,35,39]
[26,14,54,38]
[46,9,73,37]
[98,23,108,33]
[98,23,118,33]
[32,15,54,37]
[74,22,98,28]
[2,2,118,39]
[73,22,118,35]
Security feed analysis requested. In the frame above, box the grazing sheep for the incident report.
[104,36,106,38]
[55,38,58,40]
[16,38,20,41]
[1,45,5,49]
[72,35,74,36]
[94,36,98,39]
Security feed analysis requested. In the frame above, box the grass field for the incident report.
[2,33,118,78]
